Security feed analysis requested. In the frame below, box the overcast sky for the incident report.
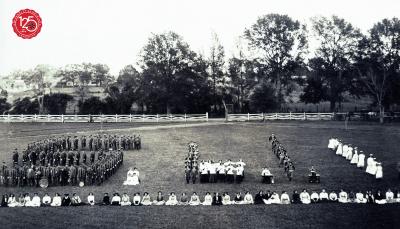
[0,0,399,76]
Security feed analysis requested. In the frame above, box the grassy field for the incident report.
[0,121,399,229]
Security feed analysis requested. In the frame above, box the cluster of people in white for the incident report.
[3,188,400,207]
[198,159,246,183]
[123,167,140,186]
[328,138,383,179]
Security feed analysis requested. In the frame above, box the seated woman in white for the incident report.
[355,191,367,203]
[268,192,281,204]
[189,192,201,206]
[23,193,32,207]
[141,192,152,206]
[28,193,41,207]
[17,194,25,207]
[346,146,353,160]
[319,189,329,203]
[233,192,244,204]
[202,192,213,206]
[336,142,343,155]
[7,194,18,207]
[87,193,95,206]
[300,190,311,204]
[375,190,386,204]
[243,192,254,204]
[153,191,165,205]
[51,193,62,207]
[310,191,319,203]
[120,193,132,206]
[222,193,232,205]
[166,192,179,206]
[329,192,338,202]
[179,193,189,206]
[132,193,141,206]
[342,144,349,158]
[280,191,290,204]
[395,190,400,203]
[338,190,348,203]
[385,189,394,203]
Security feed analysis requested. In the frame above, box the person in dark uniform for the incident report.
[61,194,71,206]
[12,149,19,166]
[212,192,222,205]
[102,193,110,205]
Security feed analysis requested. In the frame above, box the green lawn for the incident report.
[0,121,399,229]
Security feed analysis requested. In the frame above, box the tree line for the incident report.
[0,14,399,123]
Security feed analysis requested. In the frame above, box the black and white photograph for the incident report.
[0,0,400,228]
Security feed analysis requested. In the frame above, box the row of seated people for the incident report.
[1,188,399,207]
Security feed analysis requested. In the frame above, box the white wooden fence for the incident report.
[0,113,209,123]
[228,113,335,121]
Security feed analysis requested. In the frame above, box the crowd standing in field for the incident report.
[328,138,383,179]
[0,133,142,187]
[1,188,400,207]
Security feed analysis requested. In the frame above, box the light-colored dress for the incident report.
[357,154,365,168]
[124,170,140,185]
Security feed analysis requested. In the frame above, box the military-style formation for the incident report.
[184,142,200,184]
[269,134,296,181]
[0,133,142,187]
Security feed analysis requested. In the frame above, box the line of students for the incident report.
[2,188,400,207]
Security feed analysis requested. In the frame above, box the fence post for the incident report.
[7,114,10,122]
[303,112,306,120]
[275,113,278,120]
[170,114,173,121]
[129,114,132,122]
[206,112,208,122]
[75,114,78,122]
[157,114,159,123]
[318,112,321,120]
[262,113,264,122]
[61,114,64,123]
[184,114,187,122]
[142,114,145,122]
[34,114,37,122]
[289,112,292,120]
[47,114,50,122]
[21,114,24,122]
[247,113,250,121]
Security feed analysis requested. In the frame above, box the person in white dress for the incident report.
[165,192,179,206]
[385,189,394,203]
[202,192,213,205]
[120,193,131,206]
[338,190,348,203]
[243,192,254,204]
[370,158,378,175]
[366,154,375,174]
[141,192,152,206]
[7,194,18,207]
[342,144,349,158]
[346,145,353,161]
[189,192,201,206]
[350,147,359,164]
[27,193,41,207]
[375,162,383,179]
[123,167,140,185]
[355,191,367,203]
[87,193,95,205]
[280,191,290,204]
[51,193,62,207]
[222,193,232,205]
[328,138,338,150]
[357,151,365,168]
[300,190,311,204]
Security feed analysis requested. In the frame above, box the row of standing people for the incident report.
[328,138,383,179]
[269,134,296,181]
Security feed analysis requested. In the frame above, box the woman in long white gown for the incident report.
[123,167,140,185]
[350,148,359,164]
[375,162,383,179]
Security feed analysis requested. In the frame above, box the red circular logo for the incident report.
[12,9,42,39]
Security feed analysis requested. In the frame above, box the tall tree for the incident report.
[208,32,226,112]
[310,15,363,111]
[17,65,60,114]
[139,31,198,113]
[355,18,400,123]
[244,14,307,109]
